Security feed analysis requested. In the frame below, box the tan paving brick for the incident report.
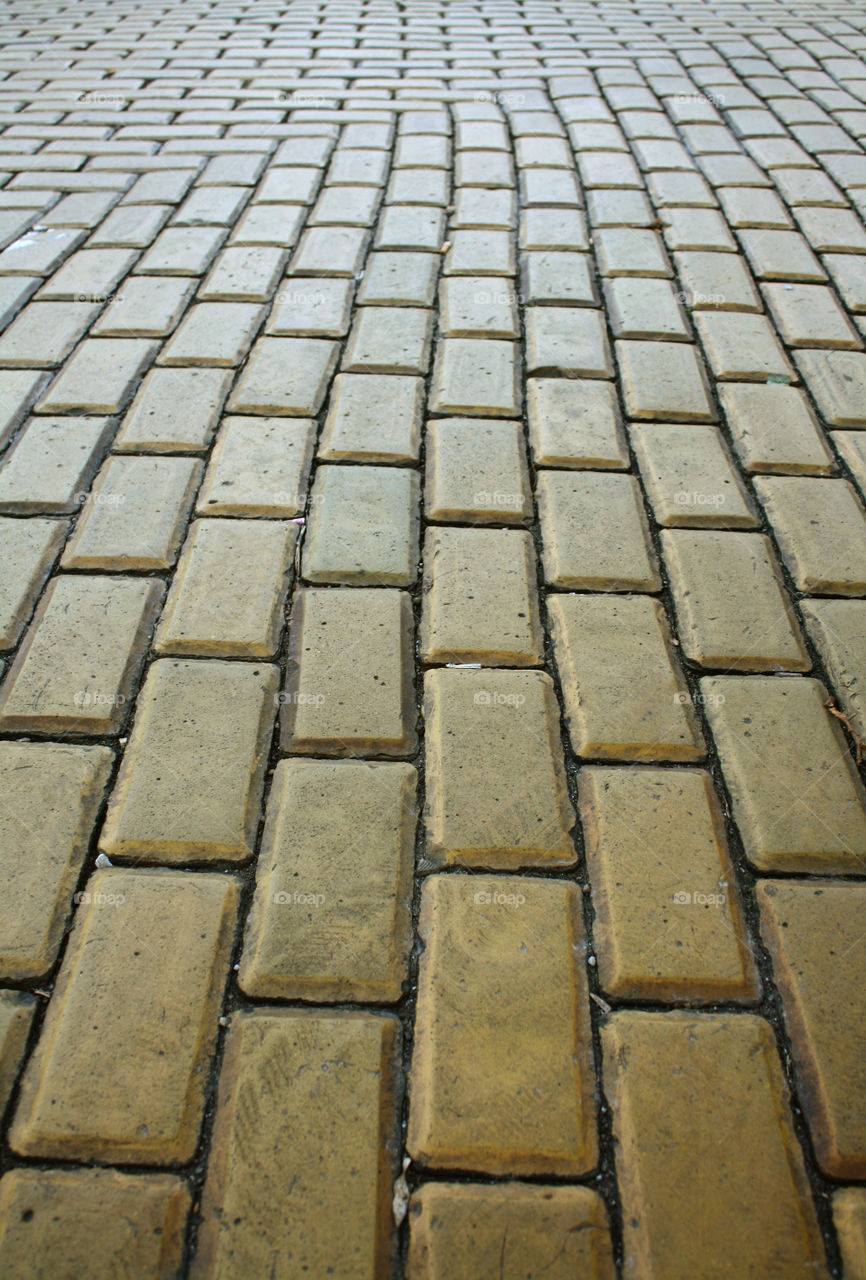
[537,471,660,591]
[438,275,518,338]
[423,669,574,867]
[230,203,305,247]
[594,226,670,277]
[694,310,795,381]
[198,244,287,301]
[0,415,112,513]
[424,416,532,523]
[420,526,543,666]
[36,337,157,413]
[62,454,202,571]
[376,205,445,251]
[134,225,227,275]
[718,382,834,474]
[227,336,338,415]
[794,350,866,426]
[101,659,277,862]
[0,1168,190,1280]
[357,251,438,306]
[0,574,163,734]
[825,254,866,313]
[319,373,423,463]
[407,1183,615,1280]
[280,587,417,758]
[664,529,810,670]
[90,274,196,336]
[309,186,380,227]
[604,276,689,339]
[580,767,758,1002]
[0,517,65,650]
[549,593,703,761]
[266,276,354,336]
[35,247,136,301]
[601,1011,828,1280]
[0,741,112,981]
[527,377,628,468]
[408,874,595,1174]
[342,305,433,374]
[616,339,716,421]
[754,476,866,595]
[520,250,596,305]
[157,300,263,366]
[156,518,296,658]
[10,869,238,1163]
[738,227,827,281]
[303,464,420,586]
[192,1011,399,1280]
[519,206,588,249]
[763,282,863,349]
[525,306,612,377]
[0,370,47,448]
[661,206,737,251]
[701,675,866,873]
[673,249,762,311]
[834,1189,866,1280]
[630,422,757,527]
[239,759,416,1002]
[116,366,231,453]
[0,991,35,1116]
[196,415,315,517]
[758,880,866,1177]
[0,300,99,367]
[833,430,866,502]
[291,225,368,276]
[429,338,521,417]
[801,598,866,737]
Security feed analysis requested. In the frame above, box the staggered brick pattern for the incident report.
[2,0,866,1275]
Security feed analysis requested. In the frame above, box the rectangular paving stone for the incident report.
[801,599,866,738]
[309,185,380,228]
[758,880,866,1178]
[425,417,532,524]
[601,1011,827,1280]
[9,869,238,1163]
[408,874,595,1174]
[521,251,596,305]
[0,415,112,513]
[290,225,368,276]
[0,575,163,735]
[673,250,762,312]
[90,275,196,336]
[0,517,66,650]
[0,1168,190,1280]
[198,245,287,302]
[754,476,866,595]
[763,282,863,349]
[537,471,660,592]
[423,669,574,868]
[718,382,834,474]
[439,276,518,339]
[342,305,433,374]
[280,587,417,758]
[738,228,827,281]
[227,337,338,415]
[0,741,113,982]
[794,350,866,427]
[303,464,419,586]
[525,306,612,377]
[239,759,416,1002]
[196,416,315,517]
[156,518,297,658]
[115,366,231,453]
[266,277,354,337]
[0,990,34,1120]
[35,248,136,302]
[519,206,588,250]
[357,251,438,306]
[100,660,278,863]
[319,373,422,463]
[134,225,227,275]
[701,675,866,873]
[549,594,703,762]
[429,339,520,417]
[375,205,445,251]
[0,300,99,368]
[157,301,264,366]
[36,338,157,413]
[617,339,716,421]
[594,227,671,276]
[580,767,758,1002]
[664,530,810,671]
[230,203,305,247]
[0,226,84,275]
[604,276,689,340]
[0,370,47,449]
[191,1011,399,1280]
[527,378,629,469]
[630,423,757,527]
[407,1183,614,1280]
[420,526,543,666]
[62,455,202,571]
[694,311,795,382]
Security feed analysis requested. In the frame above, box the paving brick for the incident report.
[580,767,758,1001]
[230,202,305,247]
[357,251,438,306]
[738,228,827,281]
[604,276,689,339]
[424,416,531,524]
[407,1183,615,1280]
[630,423,757,527]
[594,227,670,277]
[90,274,196,336]
[156,518,297,658]
[62,454,202,571]
[601,1011,827,1280]
[30,248,129,303]
[0,741,112,981]
[0,369,47,448]
[527,377,628,468]
[135,225,227,275]
[101,660,278,862]
[196,415,315,516]
[755,476,866,595]
[0,415,112,513]
[526,306,612,377]
[0,1168,190,1280]
[114,366,231,453]
[537,471,660,591]
[439,276,518,339]
[408,874,594,1173]
[701,675,866,873]
[420,526,542,666]
[174,185,248,226]
[718,382,834,474]
[0,574,163,735]
[266,277,354,337]
[0,991,35,1115]
[758,879,866,1177]
[319,372,422,463]
[520,250,596,305]
[549,593,703,761]
[36,337,157,413]
[796,207,866,253]
[290,225,368,275]
[694,310,795,381]
[834,1189,866,1280]
[191,1011,399,1280]
[422,669,574,867]
[0,517,65,650]
[9,869,238,1162]
[429,338,520,417]
[617,339,715,421]
[155,300,263,366]
[763,282,863,349]
[280,587,417,758]
[197,245,287,302]
[227,336,338,415]
[717,185,792,228]
[0,226,84,275]
[388,168,450,207]
[375,205,445,251]
[519,206,588,250]
[801,598,866,737]
[303,464,420,586]
[795,349,866,428]
[309,185,380,227]
[239,759,416,1002]
[825,254,866,313]
[0,300,99,367]
[342,305,433,374]
[88,203,170,248]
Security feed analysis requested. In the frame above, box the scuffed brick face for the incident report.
[1,2,866,1277]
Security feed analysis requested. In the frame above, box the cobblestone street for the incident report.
[1,0,866,1274]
